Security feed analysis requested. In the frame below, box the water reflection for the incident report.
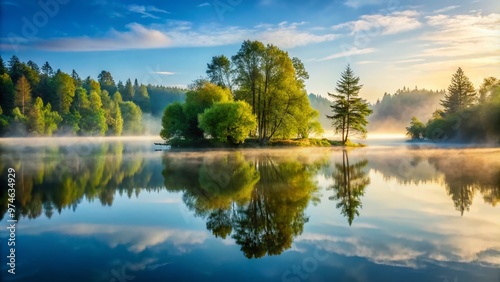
[327,150,370,225]
[162,151,325,258]
[0,141,164,221]
[366,148,500,215]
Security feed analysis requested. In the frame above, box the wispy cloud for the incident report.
[332,10,422,35]
[432,5,460,14]
[154,71,176,75]
[15,22,339,51]
[418,13,500,59]
[317,47,376,61]
[197,2,210,7]
[344,0,384,9]
[128,5,169,19]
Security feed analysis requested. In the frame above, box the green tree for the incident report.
[79,91,107,135]
[14,75,32,115]
[441,67,476,114]
[183,81,232,140]
[0,106,8,133]
[232,41,319,143]
[478,77,499,103]
[27,97,45,135]
[97,70,116,94]
[0,73,15,115]
[71,69,82,88]
[160,102,186,140]
[206,55,233,91]
[406,116,426,140]
[51,71,76,114]
[123,78,135,101]
[198,101,257,144]
[120,101,143,135]
[327,65,372,144]
[133,84,150,113]
[0,55,6,75]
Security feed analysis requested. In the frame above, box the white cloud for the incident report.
[418,13,500,59]
[128,5,169,19]
[317,47,376,61]
[25,22,339,51]
[197,2,210,7]
[154,71,176,75]
[332,10,422,36]
[432,5,460,14]
[22,224,209,253]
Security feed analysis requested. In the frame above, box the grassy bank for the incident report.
[166,138,365,148]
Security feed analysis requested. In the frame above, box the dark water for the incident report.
[0,138,499,282]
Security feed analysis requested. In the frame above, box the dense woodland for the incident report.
[0,55,186,136]
[406,68,500,143]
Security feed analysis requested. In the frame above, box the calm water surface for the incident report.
[0,138,499,282]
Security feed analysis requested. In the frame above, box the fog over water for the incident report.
[0,137,498,282]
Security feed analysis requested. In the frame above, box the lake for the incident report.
[1,137,499,282]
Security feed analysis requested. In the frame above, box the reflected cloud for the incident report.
[21,223,209,253]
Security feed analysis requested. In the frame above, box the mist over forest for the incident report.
[309,87,446,134]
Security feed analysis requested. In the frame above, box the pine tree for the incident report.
[327,65,372,144]
[15,75,32,115]
[440,67,476,114]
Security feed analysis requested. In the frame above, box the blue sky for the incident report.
[1,0,498,102]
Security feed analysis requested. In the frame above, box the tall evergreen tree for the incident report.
[123,78,135,101]
[97,70,116,94]
[15,75,32,115]
[440,67,476,114]
[71,69,82,87]
[41,61,53,77]
[0,55,6,75]
[327,65,372,144]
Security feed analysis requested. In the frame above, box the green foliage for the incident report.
[232,41,319,143]
[120,101,143,135]
[147,85,185,116]
[327,65,372,144]
[0,73,15,115]
[198,101,257,144]
[14,75,32,116]
[406,116,426,140]
[206,55,233,90]
[133,85,151,113]
[441,67,476,115]
[51,71,76,114]
[184,81,233,140]
[97,70,116,94]
[160,102,186,140]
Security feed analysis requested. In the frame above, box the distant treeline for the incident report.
[369,87,445,133]
[0,55,186,136]
[406,69,500,143]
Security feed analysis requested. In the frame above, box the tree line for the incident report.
[406,68,500,143]
[161,40,324,145]
[0,55,187,136]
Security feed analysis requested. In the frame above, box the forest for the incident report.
[0,55,186,136]
[406,69,500,143]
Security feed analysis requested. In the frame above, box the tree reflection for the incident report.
[0,142,164,221]
[162,151,324,258]
[366,149,500,215]
[328,150,370,225]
